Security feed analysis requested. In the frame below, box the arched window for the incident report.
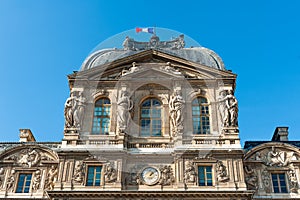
[192,97,210,134]
[92,98,111,135]
[140,98,162,137]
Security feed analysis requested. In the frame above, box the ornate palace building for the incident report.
[0,33,299,199]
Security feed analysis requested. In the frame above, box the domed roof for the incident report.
[80,32,225,71]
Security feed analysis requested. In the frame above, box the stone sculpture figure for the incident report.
[216,161,229,182]
[244,165,258,190]
[73,161,85,184]
[217,90,238,127]
[17,149,40,168]
[159,165,174,186]
[64,91,86,131]
[169,88,185,136]
[121,62,139,76]
[288,169,299,193]
[218,90,229,127]
[184,161,196,183]
[73,91,86,129]
[32,170,41,191]
[64,92,76,128]
[46,165,58,190]
[104,163,117,183]
[6,170,16,192]
[266,146,295,167]
[117,90,133,133]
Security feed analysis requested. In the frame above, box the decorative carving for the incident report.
[104,163,117,183]
[32,170,41,191]
[127,166,140,185]
[73,91,86,129]
[261,168,272,193]
[64,91,86,132]
[160,62,181,75]
[117,90,133,133]
[122,34,185,51]
[6,169,16,192]
[244,165,258,190]
[45,165,58,190]
[14,148,41,168]
[288,169,299,193]
[72,161,85,184]
[218,90,238,128]
[216,161,229,182]
[0,167,5,188]
[184,161,197,183]
[159,165,174,186]
[121,62,140,76]
[255,152,262,161]
[266,146,295,167]
[169,88,185,136]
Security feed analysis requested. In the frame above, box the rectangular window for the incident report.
[86,166,102,186]
[198,166,212,186]
[16,173,32,193]
[272,173,287,193]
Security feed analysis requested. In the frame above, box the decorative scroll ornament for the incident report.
[45,165,58,190]
[117,89,133,133]
[184,161,197,183]
[244,165,258,190]
[217,90,238,128]
[104,163,117,183]
[32,170,41,192]
[72,161,85,184]
[169,88,185,136]
[216,161,229,182]
[159,165,175,186]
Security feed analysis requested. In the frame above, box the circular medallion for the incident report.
[140,167,160,185]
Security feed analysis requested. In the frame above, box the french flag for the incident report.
[136,27,154,34]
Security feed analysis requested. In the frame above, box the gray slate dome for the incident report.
[80,35,225,71]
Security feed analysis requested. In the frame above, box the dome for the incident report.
[80,28,225,71]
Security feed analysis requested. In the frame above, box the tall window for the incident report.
[272,173,287,193]
[192,97,210,134]
[140,98,162,137]
[16,173,32,193]
[198,166,212,186]
[92,98,111,134]
[86,166,102,186]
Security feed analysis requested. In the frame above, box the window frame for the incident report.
[85,165,103,187]
[139,97,162,137]
[197,165,213,186]
[271,173,288,193]
[91,97,111,135]
[16,173,32,193]
[192,96,210,134]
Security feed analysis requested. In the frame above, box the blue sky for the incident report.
[0,0,299,144]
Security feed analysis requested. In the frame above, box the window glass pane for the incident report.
[16,174,32,193]
[92,98,111,135]
[140,98,161,137]
[192,97,209,134]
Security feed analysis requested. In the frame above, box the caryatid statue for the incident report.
[169,88,185,136]
[217,90,238,128]
[117,90,133,133]
[64,91,86,131]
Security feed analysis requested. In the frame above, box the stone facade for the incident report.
[0,35,299,199]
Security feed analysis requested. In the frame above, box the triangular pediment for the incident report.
[71,49,236,81]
